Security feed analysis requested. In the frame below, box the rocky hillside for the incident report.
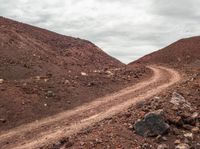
[0,16,123,80]
[131,36,200,67]
[0,17,150,131]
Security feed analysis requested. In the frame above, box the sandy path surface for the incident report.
[0,65,181,149]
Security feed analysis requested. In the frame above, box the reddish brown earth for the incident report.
[0,17,150,132]
[64,66,199,149]
[132,36,200,67]
[0,66,181,149]
[60,38,200,149]
[0,17,200,149]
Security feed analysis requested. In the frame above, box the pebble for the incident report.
[175,143,190,149]
[157,144,168,149]
[35,76,41,80]
[162,137,168,141]
[95,138,103,143]
[81,72,87,76]
[191,127,199,133]
[0,79,4,84]
[64,80,70,84]
[183,133,193,141]
[174,139,181,145]
[191,112,199,119]
[46,90,54,97]
[0,118,6,123]
[80,141,85,146]
[67,101,71,104]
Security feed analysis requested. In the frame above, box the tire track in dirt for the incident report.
[0,65,181,149]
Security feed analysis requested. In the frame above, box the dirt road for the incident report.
[0,65,181,149]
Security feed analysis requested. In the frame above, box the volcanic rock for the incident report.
[134,110,169,137]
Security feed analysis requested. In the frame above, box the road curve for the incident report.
[0,65,181,149]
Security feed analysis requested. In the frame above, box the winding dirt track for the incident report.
[0,65,181,149]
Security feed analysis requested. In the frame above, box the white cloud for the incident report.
[0,0,200,63]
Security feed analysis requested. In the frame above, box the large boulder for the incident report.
[134,110,169,137]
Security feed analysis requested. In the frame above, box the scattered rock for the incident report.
[95,138,103,144]
[52,138,73,149]
[141,143,153,149]
[157,144,168,149]
[0,79,4,84]
[174,139,181,145]
[134,110,169,137]
[0,118,6,123]
[44,78,48,82]
[93,70,101,73]
[22,83,27,86]
[191,127,199,133]
[64,80,70,84]
[183,133,193,141]
[105,70,114,76]
[175,143,190,149]
[80,141,85,146]
[46,90,54,97]
[182,124,193,130]
[67,101,71,104]
[156,135,168,142]
[162,136,168,141]
[156,135,162,142]
[191,112,199,119]
[21,101,25,105]
[170,92,191,110]
[87,82,95,87]
[35,76,41,80]
[170,92,183,104]
[81,72,87,76]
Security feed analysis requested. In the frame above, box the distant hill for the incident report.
[0,16,123,80]
[130,36,200,67]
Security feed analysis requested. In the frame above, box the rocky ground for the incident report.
[0,64,150,131]
[1,17,199,149]
[133,36,200,67]
[0,17,152,131]
[48,66,200,149]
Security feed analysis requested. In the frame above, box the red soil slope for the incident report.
[131,36,200,67]
[0,16,123,80]
[0,17,150,131]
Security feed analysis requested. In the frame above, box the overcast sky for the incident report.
[1,0,200,63]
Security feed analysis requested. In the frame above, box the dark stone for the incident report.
[134,111,169,137]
